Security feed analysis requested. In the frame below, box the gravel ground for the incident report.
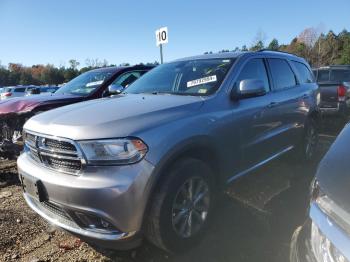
[0,125,341,262]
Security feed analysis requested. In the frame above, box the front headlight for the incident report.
[78,138,148,165]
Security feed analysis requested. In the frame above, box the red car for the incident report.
[0,65,153,158]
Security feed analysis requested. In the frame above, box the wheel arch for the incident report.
[141,136,223,230]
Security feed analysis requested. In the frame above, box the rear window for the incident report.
[268,59,296,90]
[292,61,315,83]
[330,69,350,82]
[315,69,350,82]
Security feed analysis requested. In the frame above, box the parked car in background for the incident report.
[40,86,60,94]
[0,65,153,158]
[290,123,350,262]
[25,86,60,96]
[313,65,350,121]
[0,86,37,100]
[18,51,320,252]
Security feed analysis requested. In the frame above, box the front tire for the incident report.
[145,158,215,253]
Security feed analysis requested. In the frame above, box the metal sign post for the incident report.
[155,27,168,64]
[160,44,163,64]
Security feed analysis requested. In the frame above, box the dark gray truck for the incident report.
[313,65,350,121]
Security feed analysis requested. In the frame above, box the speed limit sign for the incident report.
[155,27,168,46]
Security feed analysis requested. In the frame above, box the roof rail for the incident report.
[256,49,297,56]
[328,64,350,68]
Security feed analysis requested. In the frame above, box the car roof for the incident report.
[89,64,155,73]
[173,50,306,63]
[174,52,245,62]
[314,65,350,70]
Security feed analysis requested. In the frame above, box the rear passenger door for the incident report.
[266,58,304,150]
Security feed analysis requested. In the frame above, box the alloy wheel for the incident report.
[171,177,210,238]
[305,124,318,159]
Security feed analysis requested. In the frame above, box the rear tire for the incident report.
[145,158,215,253]
[292,118,319,163]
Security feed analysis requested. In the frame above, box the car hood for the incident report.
[317,123,350,212]
[0,93,82,115]
[24,94,204,140]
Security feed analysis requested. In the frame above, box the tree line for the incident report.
[209,28,350,67]
[0,59,159,87]
[1,27,349,87]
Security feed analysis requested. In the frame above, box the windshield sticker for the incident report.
[187,75,217,88]
[198,89,208,94]
[86,80,104,87]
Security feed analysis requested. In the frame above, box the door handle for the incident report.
[267,102,279,108]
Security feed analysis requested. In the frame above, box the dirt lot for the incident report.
[0,125,341,262]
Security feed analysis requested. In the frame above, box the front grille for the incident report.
[26,132,36,146]
[45,138,77,152]
[24,131,83,175]
[41,155,82,172]
[28,196,77,228]
[41,201,72,221]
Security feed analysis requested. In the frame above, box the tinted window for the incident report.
[112,71,142,88]
[317,69,330,82]
[330,69,350,82]
[13,87,26,92]
[236,59,270,92]
[292,61,315,83]
[55,70,114,96]
[268,59,296,90]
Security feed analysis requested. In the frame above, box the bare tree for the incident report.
[252,29,267,48]
[298,27,319,47]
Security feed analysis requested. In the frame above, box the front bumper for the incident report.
[291,203,350,262]
[17,152,155,249]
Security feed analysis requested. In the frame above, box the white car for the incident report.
[1,86,37,100]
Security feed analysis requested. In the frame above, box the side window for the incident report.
[112,71,142,88]
[236,59,270,92]
[14,87,26,92]
[292,61,315,83]
[268,59,296,90]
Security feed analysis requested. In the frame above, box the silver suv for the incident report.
[18,51,320,252]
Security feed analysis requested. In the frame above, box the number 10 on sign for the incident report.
[155,27,168,64]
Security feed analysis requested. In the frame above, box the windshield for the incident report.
[125,58,234,96]
[55,70,114,95]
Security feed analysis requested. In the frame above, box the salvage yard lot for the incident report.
[0,125,340,262]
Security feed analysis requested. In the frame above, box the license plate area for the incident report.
[20,174,47,202]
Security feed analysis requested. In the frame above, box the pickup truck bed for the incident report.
[313,66,350,119]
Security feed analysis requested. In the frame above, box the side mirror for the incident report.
[108,84,124,95]
[231,79,266,100]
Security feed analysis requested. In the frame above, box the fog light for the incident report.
[74,212,119,233]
